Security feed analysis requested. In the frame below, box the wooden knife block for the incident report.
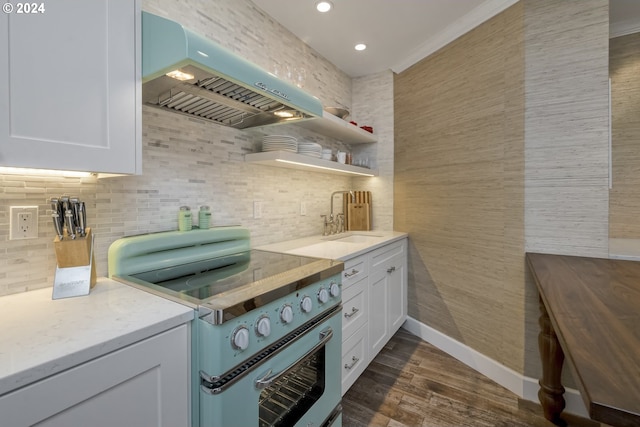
[53,228,96,287]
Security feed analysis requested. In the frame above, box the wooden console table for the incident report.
[526,253,640,427]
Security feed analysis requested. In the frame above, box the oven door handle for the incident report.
[255,327,334,390]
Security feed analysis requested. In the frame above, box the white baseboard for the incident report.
[402,317,588,419]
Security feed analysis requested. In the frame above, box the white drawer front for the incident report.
[341,324,369,396]
[370,239,406,270]
[342,255,368,288]
[341,277,368,341]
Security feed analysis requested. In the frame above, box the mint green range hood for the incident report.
[142,12,322,129]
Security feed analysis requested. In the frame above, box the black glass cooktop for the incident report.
[129,250,320,302]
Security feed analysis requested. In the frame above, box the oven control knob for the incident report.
[280,304,294,324]
[255,316,271,337]
[301,296,313,313]
[231,326,250,351]
[330,282,340,298]
[317,288,329,304]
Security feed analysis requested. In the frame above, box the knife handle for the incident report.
[60,195,70,213]
[64,209,76,239]
[77,202,86,237]
[52,212,64,240]
[50,197,63,219]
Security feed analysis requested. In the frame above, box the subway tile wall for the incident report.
[0,0,394,296]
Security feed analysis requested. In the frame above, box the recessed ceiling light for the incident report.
[316,1,332,13]
[355,43,367,51]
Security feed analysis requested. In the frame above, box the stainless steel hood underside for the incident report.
[142,12,323,129]
[142,65,306,129]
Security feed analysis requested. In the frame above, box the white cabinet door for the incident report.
[0,325,190,427]
[368,267,389,356]
[368,238,408,356]
[387,254,407,334]
[0,0,141,174]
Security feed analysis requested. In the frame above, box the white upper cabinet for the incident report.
[0,0,141,174]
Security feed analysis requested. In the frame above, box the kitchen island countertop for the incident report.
[0,278,194,396]
[256,230,408,260]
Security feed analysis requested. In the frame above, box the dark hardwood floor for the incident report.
[342,329,601,427]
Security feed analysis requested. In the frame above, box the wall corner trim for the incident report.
[401,317,589,419]
[391,0,520,74]
[610,20,640,39]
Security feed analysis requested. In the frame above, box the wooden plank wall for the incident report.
[609,32,640,238]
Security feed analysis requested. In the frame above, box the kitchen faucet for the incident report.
[321,190,354,235]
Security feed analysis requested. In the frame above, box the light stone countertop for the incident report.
[0,278,194,396]
[256,230,408,261]
[609,238,640,261]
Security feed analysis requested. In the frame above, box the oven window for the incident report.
[258,349,325,427]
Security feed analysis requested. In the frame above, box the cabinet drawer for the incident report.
[342,254,368,288]
[370,239,407,270]
[341,324,368,396]
[341,276,368,341]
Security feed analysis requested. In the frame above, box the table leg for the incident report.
[538,296,566,424]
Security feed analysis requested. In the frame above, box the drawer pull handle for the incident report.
[344,356,359,370]
[344,307,359,318]
[387,266,396,273]
[344,269,360,278]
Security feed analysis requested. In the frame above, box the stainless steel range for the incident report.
[108,227,344,427]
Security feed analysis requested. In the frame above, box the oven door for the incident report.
[199,308,342,427]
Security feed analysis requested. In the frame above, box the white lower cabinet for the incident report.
[0,325,189,427]
[341,324,369,395]
[341,272,369,395]
[342,275,369,340]
[341,237,408,395]
[369,269,390,356]
[369,240,407,356]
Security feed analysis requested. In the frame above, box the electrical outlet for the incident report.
[253,201,262,219]
[10,206,38,240]
[300,201,307,216]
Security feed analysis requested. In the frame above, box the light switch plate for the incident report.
[253,201,262,219]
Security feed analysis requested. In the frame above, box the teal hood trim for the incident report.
[141,12,322,129]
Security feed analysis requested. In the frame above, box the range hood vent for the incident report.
[142,12,322,129]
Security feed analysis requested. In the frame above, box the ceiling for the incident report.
[251,0,640,78]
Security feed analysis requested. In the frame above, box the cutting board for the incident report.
[344,190,372,231]
[348,203,371,231]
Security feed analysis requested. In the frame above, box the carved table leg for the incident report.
[538,296,566,425]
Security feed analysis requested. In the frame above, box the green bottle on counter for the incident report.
[199,205,211,229]
[178,206,192,231]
